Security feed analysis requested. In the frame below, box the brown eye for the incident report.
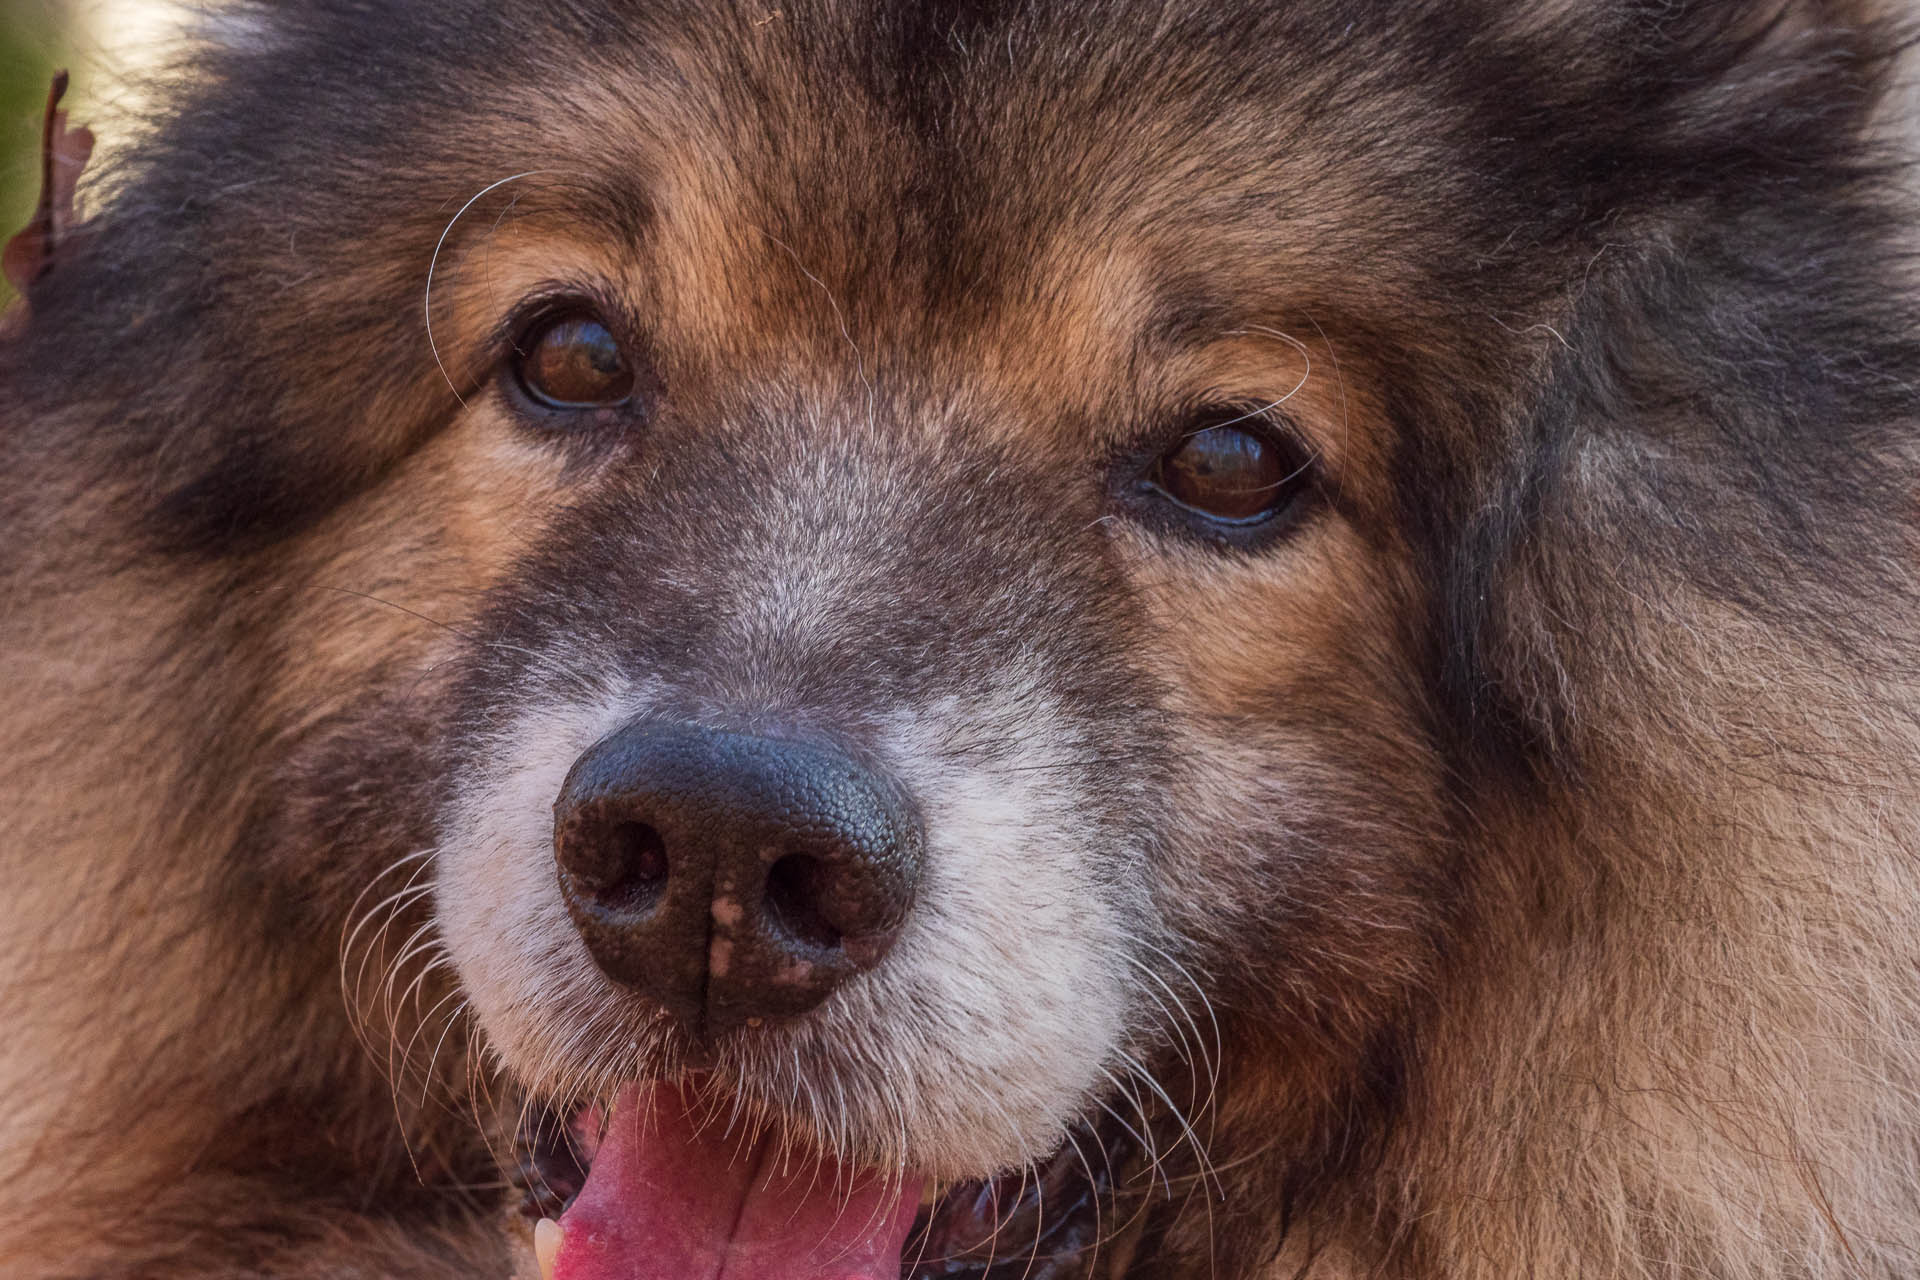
[1152,419,1309,524]
[513,313,635,409]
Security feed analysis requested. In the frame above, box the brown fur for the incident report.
[3,2,1920,1277]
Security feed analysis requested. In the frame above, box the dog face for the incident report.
[276,5,1461,1266]
[414,7,1456,1255]
[6,1,1916,1277]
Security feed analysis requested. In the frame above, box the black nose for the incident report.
[552,721,923,1034]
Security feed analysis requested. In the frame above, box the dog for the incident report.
[4,0,1920,1276]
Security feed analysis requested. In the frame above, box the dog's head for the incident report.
[398,9,1471,1272]
[5,1,1912,1277]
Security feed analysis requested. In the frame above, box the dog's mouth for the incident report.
[900,1117,1138,1280]
[512,1083,1138,1280]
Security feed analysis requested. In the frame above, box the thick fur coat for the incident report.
[3,1,1919,1277]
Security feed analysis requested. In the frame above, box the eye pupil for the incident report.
[1154,420,1304,524]
[515,314,635,409]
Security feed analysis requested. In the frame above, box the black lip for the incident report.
[510,1103,591,1222]
[902,1117,1139,1280]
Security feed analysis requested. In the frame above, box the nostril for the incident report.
[571,820,668,914]
[764,853,843,952]
[606,822,669,910]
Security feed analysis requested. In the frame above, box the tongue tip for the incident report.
[552,1082,925,1280]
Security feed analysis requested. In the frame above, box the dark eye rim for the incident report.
[495,288,652,425]
[1116,402,1321,549]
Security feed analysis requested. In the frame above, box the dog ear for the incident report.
[2,72,96,304]
[1432,0,1912,781]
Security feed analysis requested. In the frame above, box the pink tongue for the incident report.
[553,1082,923,1280]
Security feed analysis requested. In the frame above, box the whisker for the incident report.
[424,170,568,405]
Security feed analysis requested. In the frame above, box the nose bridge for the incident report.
[668,407,1084,709]
[490,386,1139,755]
[712,423,929,654]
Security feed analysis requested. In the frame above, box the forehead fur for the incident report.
[9,0,1899,485]
[0,0,1912,781]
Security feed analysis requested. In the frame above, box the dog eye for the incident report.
[512,313,636,409]
[1150,417,1311,524]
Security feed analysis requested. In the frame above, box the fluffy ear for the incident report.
[1752,0,1889,34]
[1706,0,1898,104]
[1613,0,1902,155]
[1435,0,1918,780]
[1628,0,1887,43]
[2,72,95,302]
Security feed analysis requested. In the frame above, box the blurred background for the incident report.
[2,0,184,303]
